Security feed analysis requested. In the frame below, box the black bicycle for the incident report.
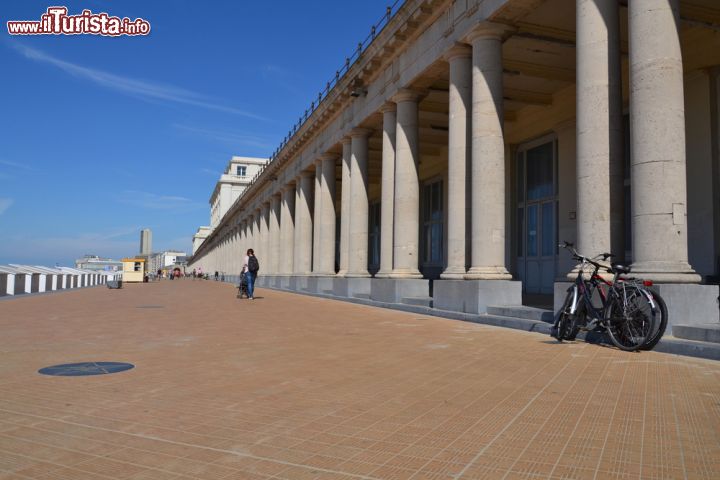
[552,242,667,351]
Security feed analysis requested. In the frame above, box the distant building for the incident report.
[75,255,122,272]
[192,226,212,255]
[140,229,152,255]
[147,250,187,275]
[210,157,268,230]
[190,157,267,256]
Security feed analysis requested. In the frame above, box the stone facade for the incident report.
[189,0,720,323]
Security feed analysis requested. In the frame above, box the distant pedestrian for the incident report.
[192,268,197,280]
[242,248,260,300]
[214,271,219,281]
[157,269,162,280]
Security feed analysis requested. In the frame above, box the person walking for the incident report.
[242,248,260,300]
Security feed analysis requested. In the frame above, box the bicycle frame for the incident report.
[566,251,657,330]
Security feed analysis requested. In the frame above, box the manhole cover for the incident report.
[38,362,134,376]
[136,305,164,309]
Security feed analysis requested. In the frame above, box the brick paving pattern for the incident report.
[0,280,718,479]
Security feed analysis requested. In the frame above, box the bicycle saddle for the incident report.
[610,263,631,274]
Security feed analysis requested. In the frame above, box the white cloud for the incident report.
[0,159,34,170]
[116,190,205,212]
[0,198,14,214]
[9,43,266,120]
[172,124,275,150]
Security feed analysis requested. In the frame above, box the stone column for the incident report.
[280,184,296,275]
[254,209,262,260]
[259,202,269,267]
[376,103,396,277]
[628,0,699,282]
[575,0,624,267]
[319,154,337,274]
[347,128,372,277]
[338,137,352,276]
[390,90,423,278]
[247,214,255,252]
[269,194,281,274]
[312,160,323,274]
[239,221,245,260]
[294,172,313,275]
[442,43,473,279]
[465,23,513,280]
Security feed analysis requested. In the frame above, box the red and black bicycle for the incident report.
[551,242,668,352]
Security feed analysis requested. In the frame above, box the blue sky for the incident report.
[0,0,393,266]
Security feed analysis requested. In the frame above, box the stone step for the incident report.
[486,305,554,323]
[401,296,433,308]
[353,293,371,300]
[672,324,720,344]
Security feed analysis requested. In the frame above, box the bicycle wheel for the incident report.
[553,291,580,341]
[638,288,668,351]
[605,291,657,351]
[551,294,570,341]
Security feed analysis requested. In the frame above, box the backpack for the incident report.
[248,255,259,273]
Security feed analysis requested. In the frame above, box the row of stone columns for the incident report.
[227,23,515,280]
[574,0,698,282]
[220,1,697,284]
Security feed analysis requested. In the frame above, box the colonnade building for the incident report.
[189,0,720,326]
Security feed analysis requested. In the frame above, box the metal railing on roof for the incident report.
[248,3,401,192]
[194,2,405,262]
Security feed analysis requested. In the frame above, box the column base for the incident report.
[434,279,522,314]
[388,269,424,279]
[306,276,335,294]
[370,278,429,304]
[464,269,513,280]
[345,272,371,278]
[374,270,392,278]
[629,261,702,283]
[278,275,292,290]
[440,266,467,279]
[652,284,720,330]
[333,277,371,298]
[288,275,310,292]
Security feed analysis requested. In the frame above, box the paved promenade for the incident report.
[0,280,718,479]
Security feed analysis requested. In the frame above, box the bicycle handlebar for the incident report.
[558,241,614,274]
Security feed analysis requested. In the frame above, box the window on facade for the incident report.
[422,180,443,265]
[134,262,141,272]
[236,165,247,176]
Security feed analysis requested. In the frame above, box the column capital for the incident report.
[318,152,338,162]
[465,21,515,43]
[349,127,373,138]
[298,170,314,179]
[443,42,472,61]
[391,88,425,104]
[341,135,352,145]
[281,183,295,192]
[379,101,397,113]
